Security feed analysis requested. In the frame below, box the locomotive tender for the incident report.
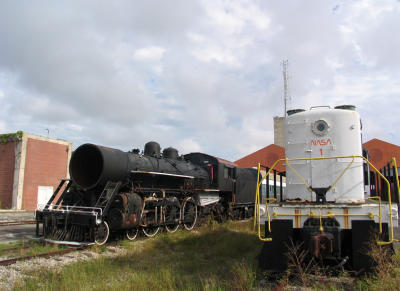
[256,105,399,272]
[35,141,258,245]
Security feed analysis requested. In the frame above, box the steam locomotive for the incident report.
[255,105,399,272]
[35,142,258,245]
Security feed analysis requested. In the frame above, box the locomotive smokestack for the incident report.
[69,144,128,189]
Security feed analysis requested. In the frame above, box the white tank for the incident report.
[284,106,364,203]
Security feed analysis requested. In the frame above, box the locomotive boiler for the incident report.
[255,105,399,272]
[35,141,258,245]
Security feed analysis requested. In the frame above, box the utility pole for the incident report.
[281,60,290,117]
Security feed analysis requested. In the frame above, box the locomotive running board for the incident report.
[131,170,194,179]
[45,239,95,246]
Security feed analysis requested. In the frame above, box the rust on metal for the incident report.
[310,233,333,258]
[344,209,349,229]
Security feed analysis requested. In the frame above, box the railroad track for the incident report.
[0,241,119,267]
[0,247,86,266]
[0,220,36,226]
[0,244,41,254]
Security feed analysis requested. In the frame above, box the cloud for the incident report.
[0,0,400,161]
[176,138,203,154]
[0,121,6,133]
[134,46,166,61]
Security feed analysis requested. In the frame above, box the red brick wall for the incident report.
[0,142,15,208]
[363,139,400,170]
[22,138,69,210]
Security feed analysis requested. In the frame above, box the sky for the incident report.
[1,0,400,161]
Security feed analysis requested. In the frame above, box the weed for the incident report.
[20,220,262,290]
[356,242,400,290]
[283,240,318,286]
[0,239,60,258]
[90,244,108,254]
[230,260,256,291]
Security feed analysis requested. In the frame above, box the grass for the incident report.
[0,241,21,252]
[354,245,400,291]
[8,220,400,290]
[0,239,65,258]
[275,240,400,291]
[0,240,65,258]
[15,220,263,291]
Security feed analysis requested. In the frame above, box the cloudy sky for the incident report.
[1,0,400,161]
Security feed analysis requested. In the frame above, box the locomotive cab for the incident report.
[183,153,237,191]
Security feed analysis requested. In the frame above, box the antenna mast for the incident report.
[282,60,290,116]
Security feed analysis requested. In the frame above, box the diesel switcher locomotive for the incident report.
[35,142,258,245]
[255,105,399,272]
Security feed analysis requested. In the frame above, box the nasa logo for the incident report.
[311,138,332,146]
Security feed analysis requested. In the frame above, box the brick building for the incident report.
[0,132,72,210]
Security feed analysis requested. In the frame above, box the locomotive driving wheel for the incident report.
[141,210,160,237]
[164,203,180,233]
[125,228,139,241]
[182,197,197,230]
[142,225,160,237]
[95,221,110,245]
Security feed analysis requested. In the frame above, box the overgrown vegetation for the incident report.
[274,240,354,290]
[0,131,23,144]
[5,221,400,290]
[16,220,262,290]
[0,239,65,259]
[355,244,400,291]
[274,239,400,290]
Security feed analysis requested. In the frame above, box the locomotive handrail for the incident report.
[367,196,382,233]
[41,205,103,216]
[254,155,396,246]
[130,170,195,179]
[391,157,400,243]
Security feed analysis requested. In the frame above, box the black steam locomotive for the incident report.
[35,141,258,245]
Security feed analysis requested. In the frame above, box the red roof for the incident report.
[363,138,400,170]
[216,157,238,167]
[235,144,285,172]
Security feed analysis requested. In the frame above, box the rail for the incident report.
[254,155,400,245]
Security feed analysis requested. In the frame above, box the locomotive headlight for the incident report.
[312,120,329,136]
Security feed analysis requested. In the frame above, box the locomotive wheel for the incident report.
[164,204,180,233]
[141,208,160,237]
[125,228,139,241]
[165,223,179,233]
[142,226,160,237]
[95,221,110,245]
[182,197,197,230]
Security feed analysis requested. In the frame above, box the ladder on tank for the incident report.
[95,181,121,217]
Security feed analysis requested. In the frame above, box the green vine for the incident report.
[0,131,23,144]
